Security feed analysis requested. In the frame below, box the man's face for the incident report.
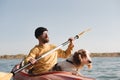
[38,31,49,43]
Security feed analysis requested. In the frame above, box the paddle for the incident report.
[0,28,91,80]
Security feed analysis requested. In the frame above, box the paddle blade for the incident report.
[0,72,13,80]
[78,28,91,37]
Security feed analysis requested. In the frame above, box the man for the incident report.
[23,27,74,75]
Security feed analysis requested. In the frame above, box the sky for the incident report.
[0,0,120,55]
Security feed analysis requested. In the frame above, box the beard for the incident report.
[41,38,49,43]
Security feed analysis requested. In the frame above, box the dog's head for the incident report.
[73,49,92,69]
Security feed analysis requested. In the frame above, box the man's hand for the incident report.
[29,58,37,64]
[68,37,74,48]
[68,37,74,42]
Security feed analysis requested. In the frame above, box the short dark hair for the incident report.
[35,27,48,38]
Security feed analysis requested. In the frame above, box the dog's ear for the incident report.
[78,49,87,58]
[73,52,81,66]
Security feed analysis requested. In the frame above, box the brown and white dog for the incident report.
[53,49,92,76]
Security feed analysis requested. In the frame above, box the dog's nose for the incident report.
[88,60,92,63]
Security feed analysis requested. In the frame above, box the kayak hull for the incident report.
[13,71,95,80]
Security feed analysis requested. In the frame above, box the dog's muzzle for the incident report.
[88,60,92,63]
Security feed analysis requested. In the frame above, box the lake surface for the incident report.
[0,57,120,80]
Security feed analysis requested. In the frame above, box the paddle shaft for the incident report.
[13,28,91,74]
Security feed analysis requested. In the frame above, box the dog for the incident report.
[52,49,92,76]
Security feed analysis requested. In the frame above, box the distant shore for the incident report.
[0,52,120,59]
[0,54,27,59]
[91,52,120,57]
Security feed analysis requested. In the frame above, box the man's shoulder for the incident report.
[30,45,39,52]
[49,44,56,48]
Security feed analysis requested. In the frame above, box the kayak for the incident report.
[13,71,95,80]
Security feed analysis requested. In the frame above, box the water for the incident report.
[0,57,120,80]
[81,57,120,80]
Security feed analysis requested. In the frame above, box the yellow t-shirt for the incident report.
[24,43,73,75]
